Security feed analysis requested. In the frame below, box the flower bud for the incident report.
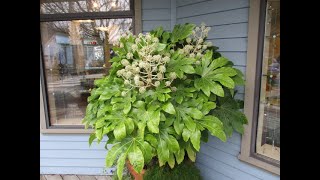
[152,37,159,43]
[169,72,177,80]
[157,73,163,80]
[146,78,152,83]
[135,38,141,44]
[139,87,146,93]
[126,52,133,59]
[171,86,177,92]
[163,56,170,63]
[124,80,130,85]
[186,37,191,43]
[154,81,160,87]
[159,65,166,73]
[134,75,140,82]
[131,44,138,51]
[206,41,213,47]
[121,59,130,66]
[165,81,171,87]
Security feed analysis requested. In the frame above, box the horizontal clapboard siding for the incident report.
[142,0,171,32]
[176,0,279,179]
[197,133,279,180]
[40,134,109,175]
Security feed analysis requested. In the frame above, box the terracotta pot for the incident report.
[126,160,145,180]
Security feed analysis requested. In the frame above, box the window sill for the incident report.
[40,128,94,134]
[238,153,280,175]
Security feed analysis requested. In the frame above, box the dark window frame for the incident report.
[40,0,136,131]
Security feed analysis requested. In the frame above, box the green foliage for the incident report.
[144,160,202,180]
[83,23,247,180]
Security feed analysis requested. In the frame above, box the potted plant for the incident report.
[82,23,247,180]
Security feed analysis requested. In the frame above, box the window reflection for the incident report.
[256,0,280,161]
[41,18,132,126]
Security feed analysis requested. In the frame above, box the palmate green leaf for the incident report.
[166,135,180,153]
[184,115,196,132]
[167,56,196,78]
[97,105,112,118]
[195,51,235,97]
[98,85,120,101]
[211,67,237,76]
[106,143,124,167]
[195,115,226,142]
[171,23,196,43]
[202,102,216,115]
[182,128,191,142]
[157,43,167,52]
[190,129,201,151]
[117,153,127,180]
[211,74,235,89]
[162,102,176,115]
[89,133,96,147]
[128,145,144,173]
[144,134,157,147]
[144,110,161,133]
[173,120,184,135]
[161,31,170,43]
[212,93,248,137]
[168,153,176,169]
[174,149,185,164]
[138,141,154,163]
[194,78,224,97]
[186,142,196,162]
[157,138,169,166]
[232,74,245,85]
[114,122,126,140]
[124,118,134,135]
[96,128,103,141]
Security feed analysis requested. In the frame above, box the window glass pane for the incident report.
[256,0,280,161]
[40,18,132,126]
[40,0,130,14]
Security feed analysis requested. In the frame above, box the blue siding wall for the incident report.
[40,134,112,175]
[176,0,279,179]
[142,0,172,32]
[41,1,280,179]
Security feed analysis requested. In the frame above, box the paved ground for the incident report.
[40,175,112,180]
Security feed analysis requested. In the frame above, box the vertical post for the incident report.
[104,31,111,71]
[170,0,176,31]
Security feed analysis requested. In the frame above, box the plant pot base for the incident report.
[126,160,145,180]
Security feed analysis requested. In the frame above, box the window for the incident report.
[239,0,280,175]
[40,0,141,133]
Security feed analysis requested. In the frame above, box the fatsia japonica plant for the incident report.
[82,23,247,180]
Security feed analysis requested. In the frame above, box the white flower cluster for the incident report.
[178,23,213,64]
[116,32,176,93]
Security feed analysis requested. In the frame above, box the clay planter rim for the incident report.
[126,160,146,180]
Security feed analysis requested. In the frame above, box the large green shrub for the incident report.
[82,23,247,180]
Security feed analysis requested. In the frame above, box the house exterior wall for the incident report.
[176,0,279,179]
[41,0,280,179]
